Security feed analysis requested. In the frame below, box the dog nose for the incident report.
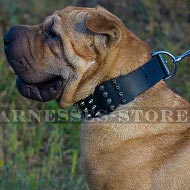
[4,33,10,47]
[4,25,32,74]
[4,26,19,48]
[4,26,28,49]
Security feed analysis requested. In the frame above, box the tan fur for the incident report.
[81,82,190,189]
[11,6,190,189]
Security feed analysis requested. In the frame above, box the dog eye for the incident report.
[48,29,58,39]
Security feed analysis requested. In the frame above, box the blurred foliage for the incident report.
[0,0,190,189]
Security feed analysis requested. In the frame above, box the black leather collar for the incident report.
[75,54,170,119]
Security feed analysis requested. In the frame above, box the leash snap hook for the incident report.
[174,50,190,62]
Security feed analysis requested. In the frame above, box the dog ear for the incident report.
[96,5,109,12]
[85,12,122,48]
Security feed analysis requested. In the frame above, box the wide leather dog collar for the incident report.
[75,50,190,119]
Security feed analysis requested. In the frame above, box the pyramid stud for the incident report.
[92,105,96,110]
[99,85,105,91]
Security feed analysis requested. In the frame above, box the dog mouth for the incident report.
[16,76,65,102]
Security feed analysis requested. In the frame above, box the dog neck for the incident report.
[76,60,169,119]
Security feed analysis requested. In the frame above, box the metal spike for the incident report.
[80,102,85,106]
[95,111,101,117]
[89,99,94,104]
[83,108,88,113]
[92,105,96,110]
[86,114,92,120]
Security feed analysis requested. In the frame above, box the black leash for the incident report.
[75,50,190,119]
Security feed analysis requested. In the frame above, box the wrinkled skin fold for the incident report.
[16,76,63,102]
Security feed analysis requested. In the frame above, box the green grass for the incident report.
[0,0,190,189]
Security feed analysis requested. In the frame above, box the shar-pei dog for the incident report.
[4,6,190,190]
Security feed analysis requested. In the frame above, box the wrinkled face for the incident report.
[4,6,148,107]
[4,7,96,102]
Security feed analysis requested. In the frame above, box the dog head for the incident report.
[4,6,150,107]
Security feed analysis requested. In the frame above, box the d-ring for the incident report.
[151,51,178,80]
